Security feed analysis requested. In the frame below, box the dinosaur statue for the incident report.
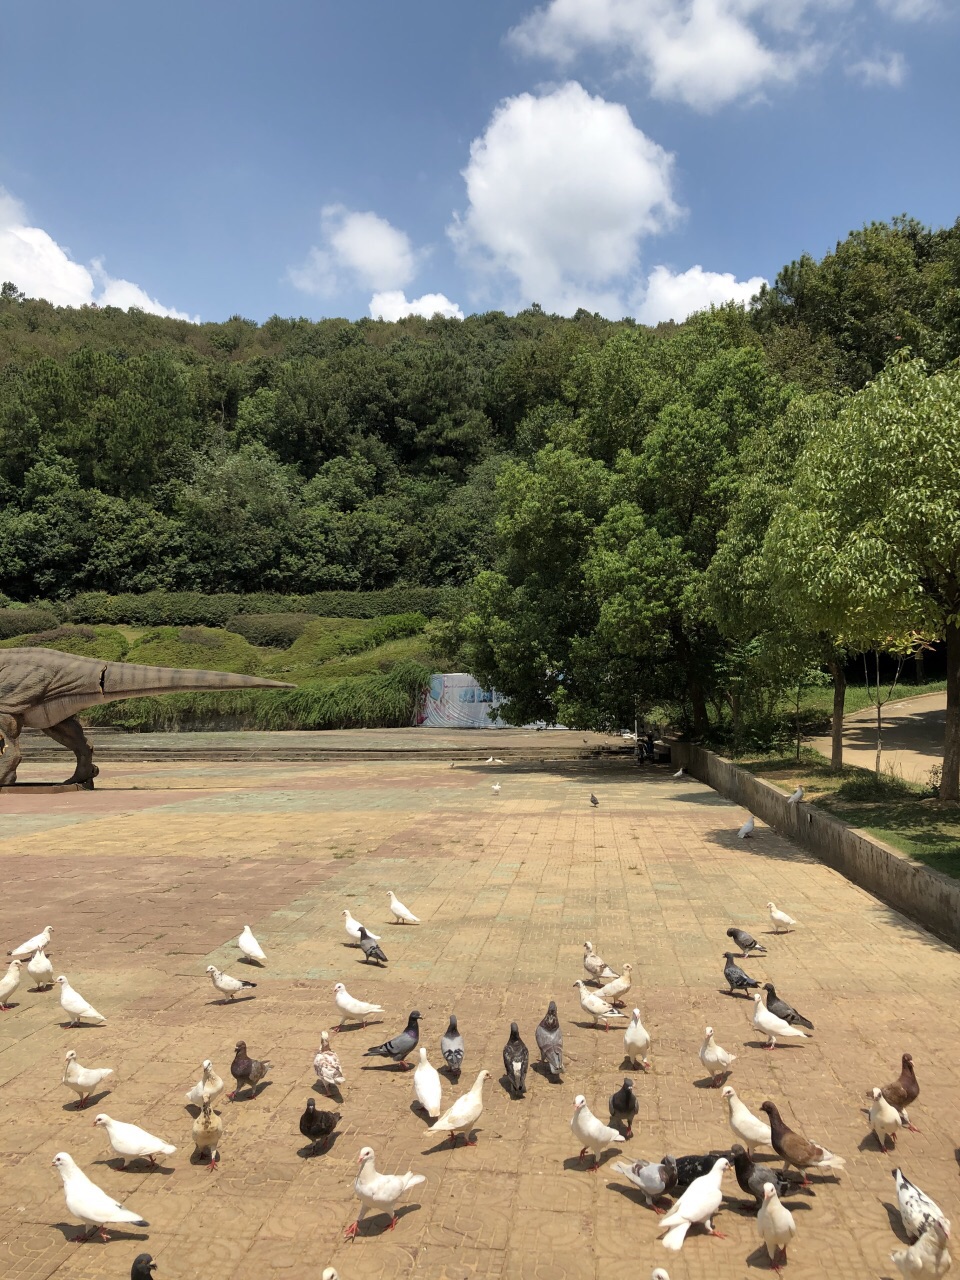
[0,647,295,787]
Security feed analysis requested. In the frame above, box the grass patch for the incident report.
[0,624,130,662]
[318,633,437,677]
[126,626,261,674]
[736,748,960,880]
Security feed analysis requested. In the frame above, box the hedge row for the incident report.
[58,587,461,626]
[0,606,60,640]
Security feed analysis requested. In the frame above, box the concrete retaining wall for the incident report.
[671,742,960,951]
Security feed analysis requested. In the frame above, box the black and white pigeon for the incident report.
[228,1041,272,1099]
[131,1257,157,1280]
[298,1097,341,1155]
[762,982,814,1030]
[502,1022,528,1097]
[535,1000,563,1078]
[358,926,388,966]
[893,1167,949,1241]
[613,1154,678,1213]
[590,793,600,807]
[609,1078,640,1138]
[673,1152,722,1189]
[364,1011,421,1070]
[441,1014,464,1077]
[725,927,766,957]
[729,1143,795,1210]
[722,952,760,996]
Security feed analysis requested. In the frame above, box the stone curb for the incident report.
[670,741,960,951]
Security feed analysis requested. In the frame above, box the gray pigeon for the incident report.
[535,1000,563,1078]
[364,1010,420,1069]
[358,926,388,966]
[441,1014,464,1077]
[502,1022,529,1097]
[229,1041,272,1099]
[722,952,760,996]
[131,1258,157,1280]
[613,1155,677,1212]
[729,1143,795,1209]
[762,982,814,1030]
[590,793,599,807]
[725,927,766,956]
[609,1078,640,1138]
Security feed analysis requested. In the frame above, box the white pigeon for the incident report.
[205,964,255,1001]
[583,941,618,982]
[574,980,627,1030]
[658,1157,729,1251]
[870,1087,903,1150]
[571,1095,626,1169]
[342,909,380,943]
[413,1047,442,1119]
[721,1086,770,1155]
[757,1182,797,1272]
[737,816,755,839]
[699,1026,736,1086]
[333,981,384,1029]
[491,782,501,794]
[27,947,54,989]
[652,1271,671,1280]
[430,1069,490,1146]
[93,1114,176,1168]
[672,767,685,778]
[345,1146,426,1238]
[892,1219,952,1278]
[322,1271,340,1280]
[191,1100,223,1171]
[624,1007,652,1070]
[185,1059,224,1109]
[237,924,266,964]
[483,756,504,764]
[314,1030,345,1094]
[8,923,53,958]
[767,901,797,933]
[751,993,808,1049]
[387,890,420,925]
[62,1050,114,1109]
[56,975,106,1026]
[52,1151,149,1242]
[787,786,804,806]
[894,1168,950,1242]
[596,962,632,1006]
[0,958,22,1009]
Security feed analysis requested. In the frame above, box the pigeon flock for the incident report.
[2,795,955,1280]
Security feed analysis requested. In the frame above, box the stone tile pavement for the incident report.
[0,758,958,1280]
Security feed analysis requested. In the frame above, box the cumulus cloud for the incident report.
[507,0,836,111]
[288,204,417,297]
[369,290,464,322]
[0,188,195,319]
[635,263,767,324]
[846,50,906,85]
[449,82,678,316]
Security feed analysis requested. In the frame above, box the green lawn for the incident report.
[737,749,960,880]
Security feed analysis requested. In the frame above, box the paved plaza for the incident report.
[0,754,957,1280]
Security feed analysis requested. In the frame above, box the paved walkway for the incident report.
[810,691,946,784]
[0,758,957,1280]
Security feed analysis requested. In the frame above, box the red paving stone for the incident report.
[0,758,957,1280]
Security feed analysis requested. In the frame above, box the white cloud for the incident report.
[508,0,837,111]
[846,50,906,84]
[288,205,416,297]
[0,188,197,320]
[369,290,464,322]
[877,0,940,18]
[449,82,678,316]
[635,264,768,324]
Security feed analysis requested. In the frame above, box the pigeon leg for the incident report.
[387,1213,399,1231]
[208,1153,218,1171]
[579,1147,589,1162]
[97,1226,111,1243]
[71,1224,99,1243]
[227,1090,237,1100]
[344,1221,361,1240]
[652,1201,667,1216]
[704,1220,726,1240]
[464,1133,478,1147]
[115,1159,126,1170]
[764,1038,777,1050]
[397,1060,413,1071]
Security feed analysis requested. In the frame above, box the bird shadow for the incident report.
[571,1020,621,1032]
[312,1081,343,1103]
[562,1151,619,1173]
[441,1067,462,1082]
[189,1150,220,1167]
[693,1076,728,1090]
[619,1057,648,1072]
[238,957,264,967]
[955,1147,960,1173]
[351,1204,420,1237]
[361,1062,412,1074]
[331,1022,376,1035]
[50,1222,148,1244]
[59,1021,101,1030]
[881,1200,911,1244]
[742,1041,806,1051]
[499,1074,527,1099]
[531,1061,562,1084]
[61,1090,111,1112]
[858,1132,891,1154]
[29,984,54,993]
[745,1243,778,1270]
[720,988,755,999]
[0,1000,21,1010]
[207,995,256,1006]
[297,1131,342,1160]
[409,1101,437,1125]
[422,1129,480,1154]
[355,958,387,968]
[230,1081,273,1101]
[606,1182,660,1208]
[95,1157,175,1176]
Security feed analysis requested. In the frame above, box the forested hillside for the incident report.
[2,215,960,790]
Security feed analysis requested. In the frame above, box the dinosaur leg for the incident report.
[41,717,98,787]
[0,712,23,787]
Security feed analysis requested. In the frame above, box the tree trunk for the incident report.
[828,660,846,770]
[689,680,708,737]
[942,621,960,803]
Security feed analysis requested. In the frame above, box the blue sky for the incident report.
[1,0,957,325]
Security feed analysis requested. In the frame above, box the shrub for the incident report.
[276,612,428,674]
[0,624,129,661]
[125,626,261,674]
[226,613,312,648]
[0,606,60,639]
